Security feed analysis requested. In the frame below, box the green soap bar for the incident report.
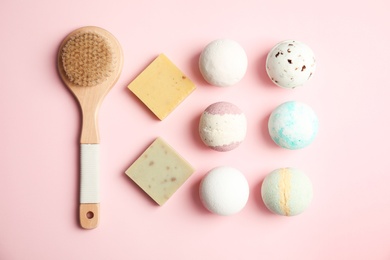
[125,137,195,205]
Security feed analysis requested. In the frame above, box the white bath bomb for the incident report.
[266,40,316,89]
[199,166,249,216]
[199,39,247,87]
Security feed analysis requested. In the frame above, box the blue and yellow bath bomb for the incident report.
[261,168,313,216]
[268,101,318,149]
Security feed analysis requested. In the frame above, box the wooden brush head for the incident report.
[58,26,122,89]
[61,31,115,87]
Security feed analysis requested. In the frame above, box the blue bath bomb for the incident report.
[268,101,318,149]
[261,168,313,216]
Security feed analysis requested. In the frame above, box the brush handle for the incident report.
[79,144,100,229]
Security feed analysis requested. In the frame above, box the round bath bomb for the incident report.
[199,39,247,87]
[261,168,313,216]
[268,101,318,149]
[199,101,247,151]
[266,40,316,89]
[200,166,249,216]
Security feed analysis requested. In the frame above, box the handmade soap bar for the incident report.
[128,54,196,120]
[125,137,195,205]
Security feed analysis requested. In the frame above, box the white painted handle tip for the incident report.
[80,144,100,229]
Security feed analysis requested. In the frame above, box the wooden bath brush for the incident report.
[57,26,123,229]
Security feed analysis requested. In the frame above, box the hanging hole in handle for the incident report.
[86,211,94,219]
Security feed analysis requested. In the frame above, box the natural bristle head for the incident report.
[61,32,114,87]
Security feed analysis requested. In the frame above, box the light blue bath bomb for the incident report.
[268,101,318,149]
[261,168,313,216]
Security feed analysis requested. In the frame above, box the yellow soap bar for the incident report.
[128,54,196,120]
[125,137,195,206]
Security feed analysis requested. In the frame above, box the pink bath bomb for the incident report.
[199,102,247,151]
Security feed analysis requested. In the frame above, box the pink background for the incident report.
[1,0,389,259]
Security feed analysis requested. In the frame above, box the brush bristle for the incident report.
[61,32,114,87]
